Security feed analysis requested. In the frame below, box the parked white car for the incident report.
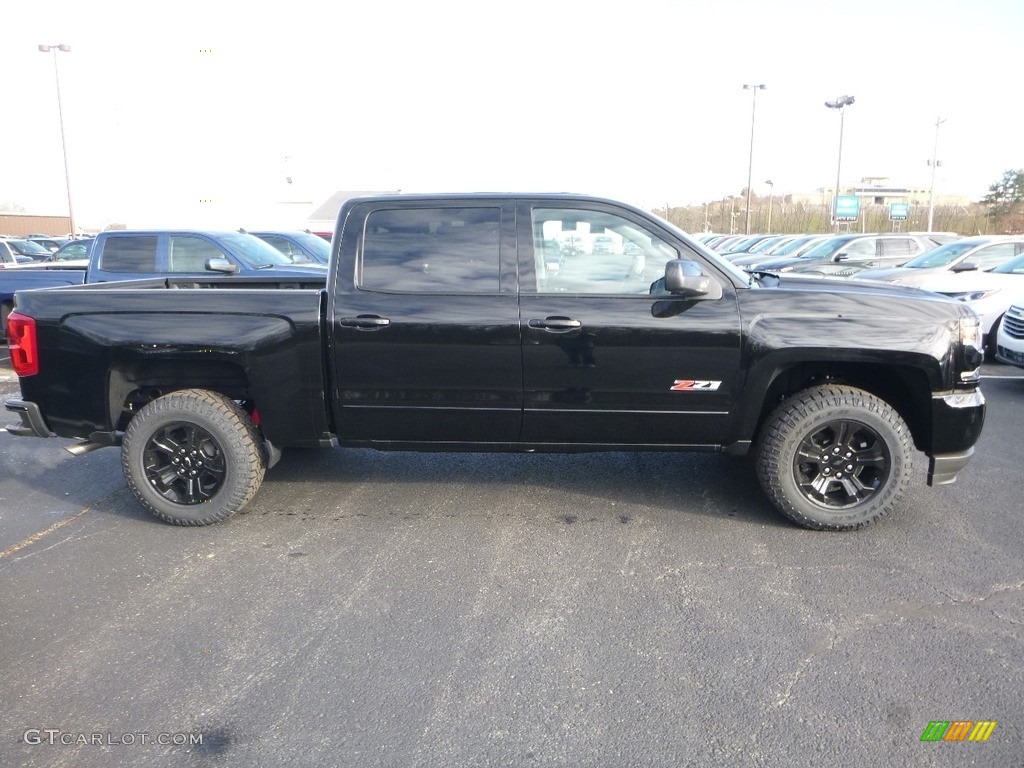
[995,304,1024,368]
[919,253,1024,352]
[857,236,1024,287]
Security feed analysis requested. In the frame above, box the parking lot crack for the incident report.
[772,622,840,709]
[0,509,91,562]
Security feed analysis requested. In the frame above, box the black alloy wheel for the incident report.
[792,419,889,509]
[143,422,227,505]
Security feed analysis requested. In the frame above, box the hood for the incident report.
[856,266,943,285]
[918,272,1023,294]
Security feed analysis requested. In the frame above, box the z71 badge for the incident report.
[670,380,722,391]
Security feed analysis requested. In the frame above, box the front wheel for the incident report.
[122,389,265,525]
[756,385,915,531]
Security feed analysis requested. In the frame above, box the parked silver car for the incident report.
[857,236,1024,287]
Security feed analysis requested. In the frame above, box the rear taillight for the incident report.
[7,311,39,377]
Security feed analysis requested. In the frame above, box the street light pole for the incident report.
[927,117,946,232]
[764,179,774,234]
[38,43,75,237]
[825,94,855,232]
[743,83,766,235]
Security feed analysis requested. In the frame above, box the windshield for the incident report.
[770,235,816,256]
[901,241,986,269]
[10,239,51,256]
[746,236,786,254]
[991,254,1024,274]
[646,216,752,285]
[674,230,756,285]
[797,236,857,260]
[289,231,331,262]
[219,232,296,268]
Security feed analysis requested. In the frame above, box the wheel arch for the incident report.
[748,361,933,453]
[109,359,252,432]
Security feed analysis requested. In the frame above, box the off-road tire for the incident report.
[756,385,915,531]
[122,389,265,525]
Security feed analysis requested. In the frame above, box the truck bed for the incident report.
[12,278,331,448]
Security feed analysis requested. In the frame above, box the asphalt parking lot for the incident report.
[1,354,1022,767]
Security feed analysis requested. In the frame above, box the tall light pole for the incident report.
[743,83,766,235]
[38,43,75,237]
[825,94,855,232]
[927,117,946,232]
[764,179,774,234]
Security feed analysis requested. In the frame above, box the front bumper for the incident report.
[4,399,53,438]
[925,389,985,486]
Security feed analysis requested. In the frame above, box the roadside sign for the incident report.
[833,195,860,222]
[889,202,910,221]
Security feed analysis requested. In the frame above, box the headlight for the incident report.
[959,315,984,382]
[950,289,1000,302]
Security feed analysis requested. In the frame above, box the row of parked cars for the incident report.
[695,230,1024,370]
[1,230,331,268]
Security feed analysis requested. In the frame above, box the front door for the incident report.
[518,201,741,446]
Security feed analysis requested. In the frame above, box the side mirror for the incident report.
[664,260,723,299]
[832,252,848,262]
[206,258,239,274]
[951,261,978,273]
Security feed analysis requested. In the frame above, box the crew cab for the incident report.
[5,194,986,531]
[1,229,326,335]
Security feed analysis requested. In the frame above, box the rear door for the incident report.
[330,200,521,443]
[517,200,742,446]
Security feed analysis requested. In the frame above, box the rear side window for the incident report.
[359,207,500,293]
[98,236,159,273]
[879,238,917,257]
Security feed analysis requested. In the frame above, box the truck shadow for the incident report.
[255,447,789,529]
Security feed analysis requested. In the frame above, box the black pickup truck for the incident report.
[5,194,986,530]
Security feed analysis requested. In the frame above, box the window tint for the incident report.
[531,208,678,294]
[168,236,228,272]
[98,235,159,273]
[360,207,500,293]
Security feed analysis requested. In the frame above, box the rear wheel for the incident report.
[122,389,265,525]
[756,385,915,531]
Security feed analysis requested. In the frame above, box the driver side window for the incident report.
[531,208,678,294]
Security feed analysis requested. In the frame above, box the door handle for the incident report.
[528,317,582,332]
[339,315,391,329]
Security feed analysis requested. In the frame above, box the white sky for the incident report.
[3,0,1023,229]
